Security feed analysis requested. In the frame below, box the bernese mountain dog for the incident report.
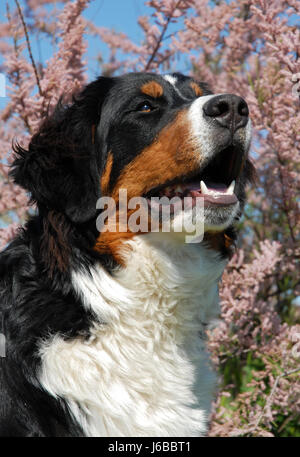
[0,72,253,437]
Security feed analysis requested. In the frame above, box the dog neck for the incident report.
[73,233,227,335]
[39,233,228,436]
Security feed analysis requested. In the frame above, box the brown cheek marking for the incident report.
[204,232,235,257]
[141,81,164,98]
[111,110,200,201]
[94,110,201,264]
[190,82,203,97]
[101,152,113,194]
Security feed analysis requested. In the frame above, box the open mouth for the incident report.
[145,145,244,208]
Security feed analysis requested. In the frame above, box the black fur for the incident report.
[0,73,253,436]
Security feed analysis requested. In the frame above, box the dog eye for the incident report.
[137,102,153,113]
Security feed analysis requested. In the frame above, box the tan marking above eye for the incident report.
[190,82,203,97]
[141,81,164,99]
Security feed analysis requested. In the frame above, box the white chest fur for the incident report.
[38,234,227,437]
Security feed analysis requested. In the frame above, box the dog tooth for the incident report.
[226,180,235,195]
[200,180,208,194]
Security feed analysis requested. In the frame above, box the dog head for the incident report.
[11,72,254,264]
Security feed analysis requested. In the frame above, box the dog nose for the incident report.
[203,94,249,132]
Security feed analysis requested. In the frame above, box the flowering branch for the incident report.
[14,0,43,96]
[251,367,300,434]
[144,0,185,71]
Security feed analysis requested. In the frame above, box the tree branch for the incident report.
[144,0,185,72]
[15,0,43,97]
[6,3,32,133]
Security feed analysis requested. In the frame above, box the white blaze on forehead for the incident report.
[163,74,178,86]
[163,74,190,101]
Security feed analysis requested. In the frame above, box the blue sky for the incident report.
[0,0,161,108]
[0,0,150,47]
[0,0,182,76]
[1,0,299,109]
[83,0,165,79]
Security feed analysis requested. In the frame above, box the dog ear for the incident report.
[10,77,114,224]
